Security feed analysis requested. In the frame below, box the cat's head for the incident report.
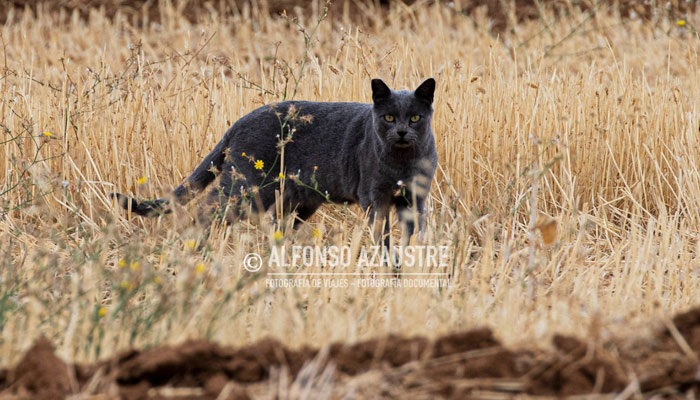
[371,78,435,150]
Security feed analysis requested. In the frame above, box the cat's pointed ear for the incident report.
[371,79,392,103]
[414,78,436,104]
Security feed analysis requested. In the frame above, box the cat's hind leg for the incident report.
[291,203,321,229]
[196,164,249,226]
[278,187,322,229]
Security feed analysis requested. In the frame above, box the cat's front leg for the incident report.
[396,197,426,246]
[367,202,391,249]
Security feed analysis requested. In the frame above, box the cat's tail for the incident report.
[110,127,233,217]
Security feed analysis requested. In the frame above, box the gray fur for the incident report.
[111,78,438,245]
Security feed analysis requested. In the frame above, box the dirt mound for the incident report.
[0,338,72,400]
[2,308,700,398]
[3,0,696,30]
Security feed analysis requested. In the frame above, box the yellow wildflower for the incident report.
[153,276,162,284]
[137,176,147,185]
[677,20,686,26]
[120,280,129,289]
[118,259,126,268]
[98,307,106,317]
[312,228,321,238]
[195,263,205,274]
[241,152,247,157]
[273,231,283,241]
[43,131,52,137]
[279,172,285,179]
[185,240,196,250]
[130,261,140,271]
[254,160,264,170]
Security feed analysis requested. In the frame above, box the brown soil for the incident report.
[460,0,696,32]
[2,0,696,31]
[2,308,700,399]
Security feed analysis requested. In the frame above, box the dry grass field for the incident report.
[3,0,700,397]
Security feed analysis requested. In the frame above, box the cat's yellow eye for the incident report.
[410,115,421,123]
[384,114,395,122]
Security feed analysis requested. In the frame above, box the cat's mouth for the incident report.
[393,139,412,148]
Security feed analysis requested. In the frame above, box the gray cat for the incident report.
[112,78,437,245]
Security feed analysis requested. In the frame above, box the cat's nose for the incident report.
[397,130,407,138]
